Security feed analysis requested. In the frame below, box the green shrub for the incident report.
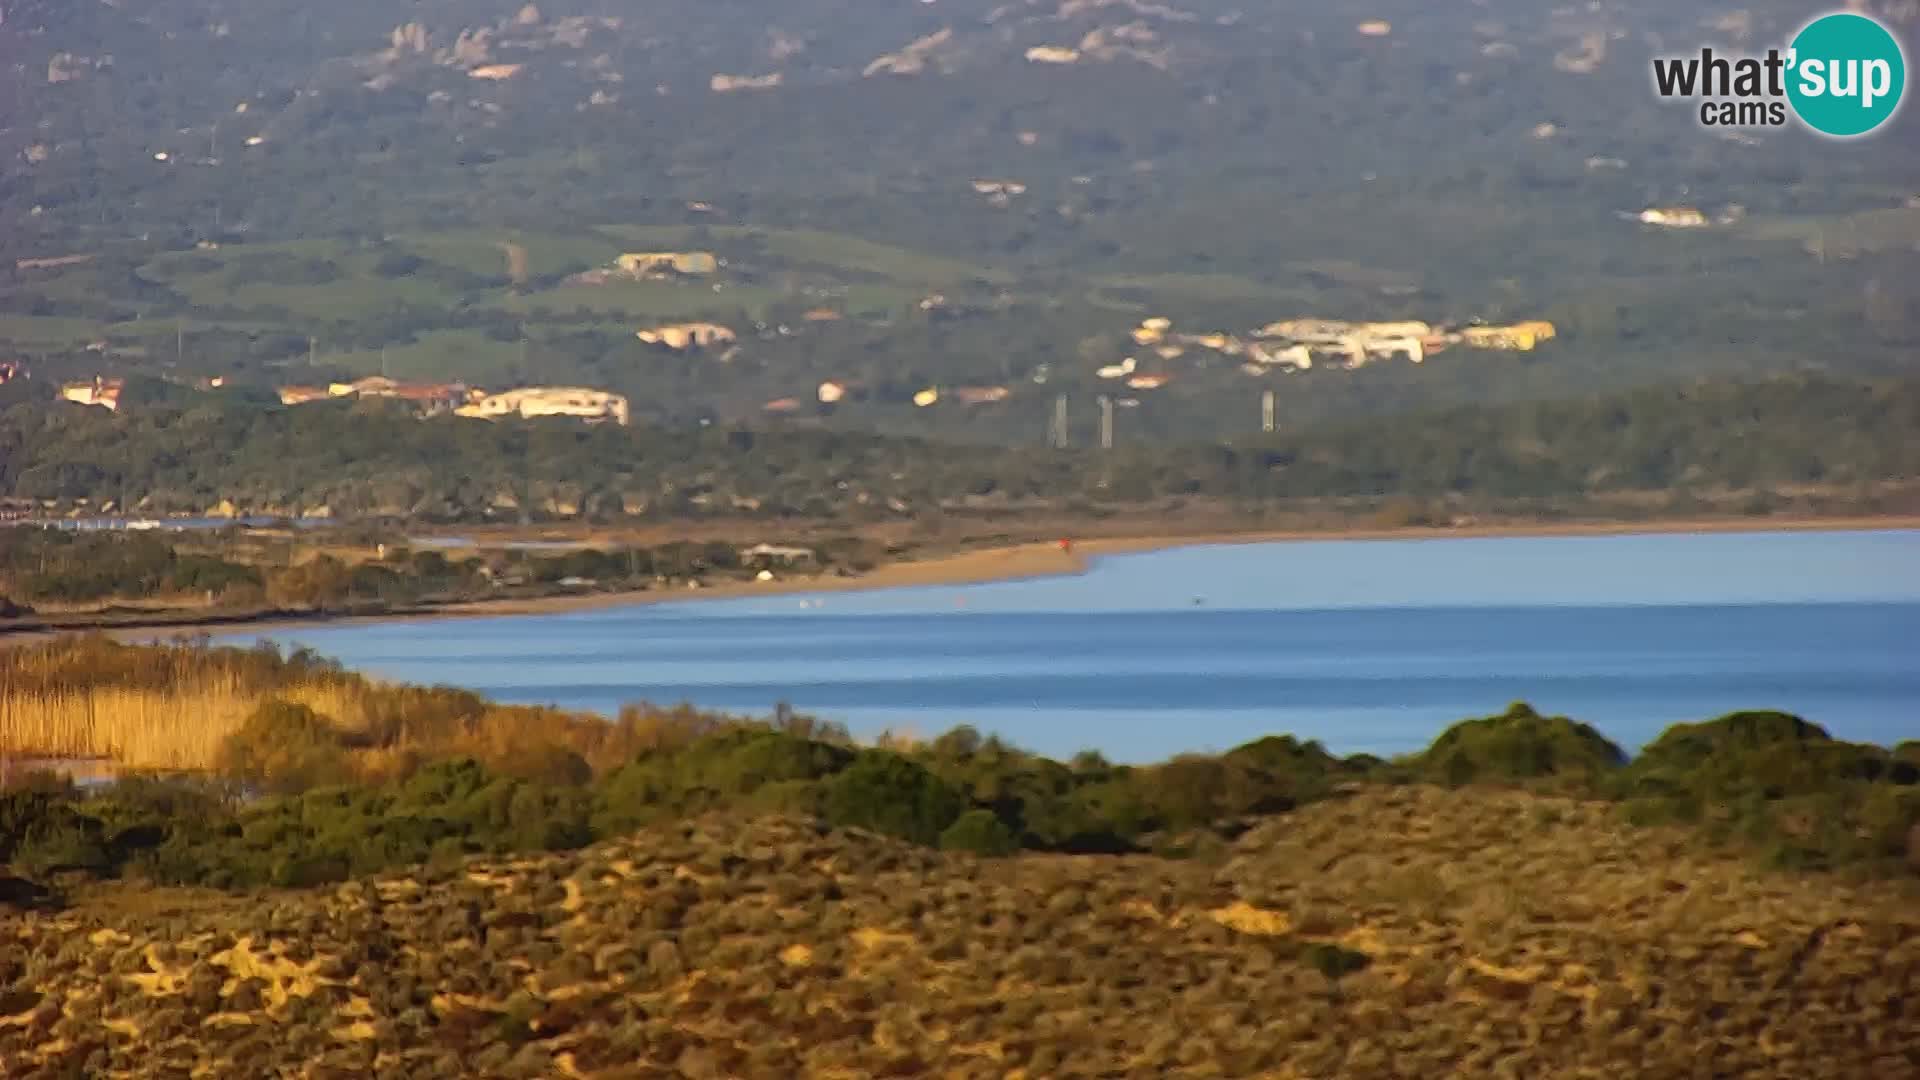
[594,729,852,833]
[938,809,1019,856]
[1131,736,1359,835]
[10,824,114,877]
[494,745,594,787]
[0,786,79,864]
[271,853,352,888]
[1142,756,1231,831]
[1057,778,1153,851]
[821,752,964,846]
[1301,942,1371,981]
[1617,712,1920,874]
[121,757,598,889]
[215,700,353,795]
[917,745,1089,847]
[2,794,114,878]
[1411,702,1625,790]
[1619,711,1903,802]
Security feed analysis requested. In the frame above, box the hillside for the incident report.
[2,0,1916,441]
[5,790,1918,1077]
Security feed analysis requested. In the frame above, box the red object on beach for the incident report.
[1059,538,1073,552]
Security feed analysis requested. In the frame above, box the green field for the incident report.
[2,224,1006,367]
[595,224,1012,287]
[1744,207,1920,260]
[836,283,924,319]
[1091,272,1286,304]
[325,330,527,384]
[0,316,109,347]
[141,242,461,318]
[495,280,784,322]
[394,229,623,279]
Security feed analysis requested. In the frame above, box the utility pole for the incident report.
[1049,394,1070,449]
[1098,394,1113,450]
[1262,389,1275,433]
[176,319,184,364]
[308,336,317,367]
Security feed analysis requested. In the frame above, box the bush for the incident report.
[374,252,427,278]
[822,752,964,846]
[1133,737,1357,834]
[938,809,1019,856]
[1301,942,1371,982]
[1615,711,1920,873]
[1618,711,1895,801]
[9,820,114,877]
[0,788,78,864]
[594,729,852,833]
[495,745,594,787]
[138,759,597,889]
[1142,756,1231,831]
[1411,702,1625,790]
[214,701,353,795]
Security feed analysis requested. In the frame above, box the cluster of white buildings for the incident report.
[273,376,629,426]
[456,386,629,426]
[1110,314,1559,381]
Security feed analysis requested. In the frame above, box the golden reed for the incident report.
[0,634,810,781]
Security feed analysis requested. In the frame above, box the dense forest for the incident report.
[1,0,1916,441]
[1,374,1914,521]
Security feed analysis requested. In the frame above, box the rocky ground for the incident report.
[4,786,1918,1078]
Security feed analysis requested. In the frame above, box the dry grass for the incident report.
[0,638,334,770]
[0,684,260,772]
[5,787,1917,1077]
[0,636,767,781]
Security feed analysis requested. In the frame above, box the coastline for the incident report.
[0,512,1904,644]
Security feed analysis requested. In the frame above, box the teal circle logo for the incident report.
[1787,13,1906,137]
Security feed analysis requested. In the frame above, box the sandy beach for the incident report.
[46,512,1907,643]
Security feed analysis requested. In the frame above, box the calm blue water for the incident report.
[221,530,1920,762]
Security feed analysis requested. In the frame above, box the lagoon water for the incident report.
[222,530,1920,762]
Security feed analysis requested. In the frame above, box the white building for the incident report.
[60,377,123,411]
[456,387,630,426]
[1637,207,1711,228]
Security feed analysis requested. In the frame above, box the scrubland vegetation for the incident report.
[1,638,1918,1075]
[3,791,1917,1076]
[3,637,1917,895]
[0,526,893,630]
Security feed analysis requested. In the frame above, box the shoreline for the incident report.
[0,512,1904,644]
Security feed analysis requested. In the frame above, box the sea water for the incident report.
[221,530,1920,762]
